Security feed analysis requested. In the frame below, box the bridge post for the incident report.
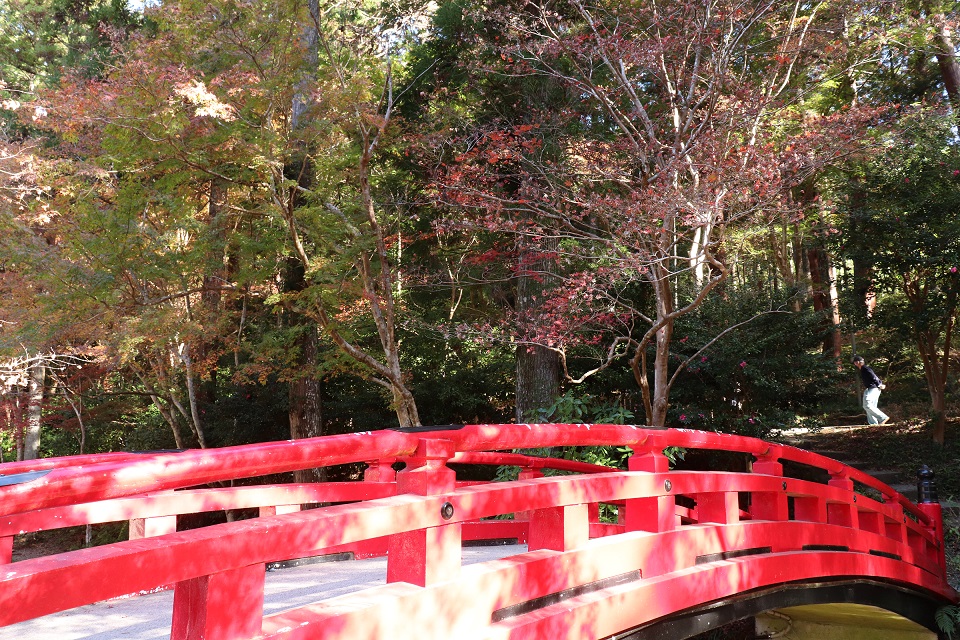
[387,438,460,587]
[364,458,397,482]
[826,471,859,528]
[171,563,265,640]
[129,515,177,540]
[0,534,10,564]
[529,504,589,551]
[624,450,675,533]
[916,465,947,576]
[751,451,789,524]
[514,467,544,534]
[697,491,740,524]
[794,496,827,523]
[258,504,301,517]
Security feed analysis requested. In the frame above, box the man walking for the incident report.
[852,355,890,425]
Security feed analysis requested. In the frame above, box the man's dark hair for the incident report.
[852,355,865,364]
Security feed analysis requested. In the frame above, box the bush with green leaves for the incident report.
[666,289,844,436]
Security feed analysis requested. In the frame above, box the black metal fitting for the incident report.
[440,501,455,520]
[917,465,939,504]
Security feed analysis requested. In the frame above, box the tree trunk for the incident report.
[514,240,561,422]
[926,3,960,111]
[286,0,327,466]
[792,222,809,300]
[931,387,947,445]
[650,273,675,427]
[197,177,230,406]
[289,325,325,483]
[23,359,44,460]
[914,322,951,445]
[808,247,842,357]
[515,345,561,423]
[391,383,421,429]
[770,225,798,309]
[650,319,674,427]
[826,259,842,359]
[848,186,876,320]
[176,343,208,448]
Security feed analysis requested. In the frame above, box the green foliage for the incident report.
[494,390,633,485]
[937,605,960,639]
[531,389,635,470]
[668,290,843,437]
[530,389,635,426]
[843,110,960,302]
[6,0,960,460]
[0,427,15,463]
[838,108,960,432]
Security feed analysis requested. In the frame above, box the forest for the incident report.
[1,0,960,464]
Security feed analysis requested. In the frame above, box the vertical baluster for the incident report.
[697,491,739,524]
[827,472,858,528]
[793,496,827,523]
[624,450,675,533]
[387,438,460,587]
[529,504,589,551]
[171,563,265,640]
[750,451,788,523]
[0,535,11,564]
[129,515,177,540]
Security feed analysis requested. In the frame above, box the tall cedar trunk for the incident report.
[826,260,843,359]
[514,240,561,422]
[908,274,955,444]
[197,178,230,406]
[515,345,561,423]
[284,257,325,482]
[848,186,876,319]
[289,325,325,482]
[23,359,44,460]
[919,331,949,445]
[286,0,325,478]
[770,226,800,311]
[799,181,843,358]
[931,385,947,445]
[792,223,810,299]
[807,248,842,357]
[854,259,876,319]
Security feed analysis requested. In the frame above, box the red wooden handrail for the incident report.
[0,424,953,640]
[1,424,925,518]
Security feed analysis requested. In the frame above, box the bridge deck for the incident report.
[0,544,527,640]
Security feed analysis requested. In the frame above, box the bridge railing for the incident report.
[0,424,953,639]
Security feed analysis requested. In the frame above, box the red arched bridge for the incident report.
[0,424,955,639]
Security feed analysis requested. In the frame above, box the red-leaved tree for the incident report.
[434,0,878,425]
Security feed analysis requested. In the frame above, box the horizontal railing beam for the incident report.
[0,469,944,626]
[0,483,397,537]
